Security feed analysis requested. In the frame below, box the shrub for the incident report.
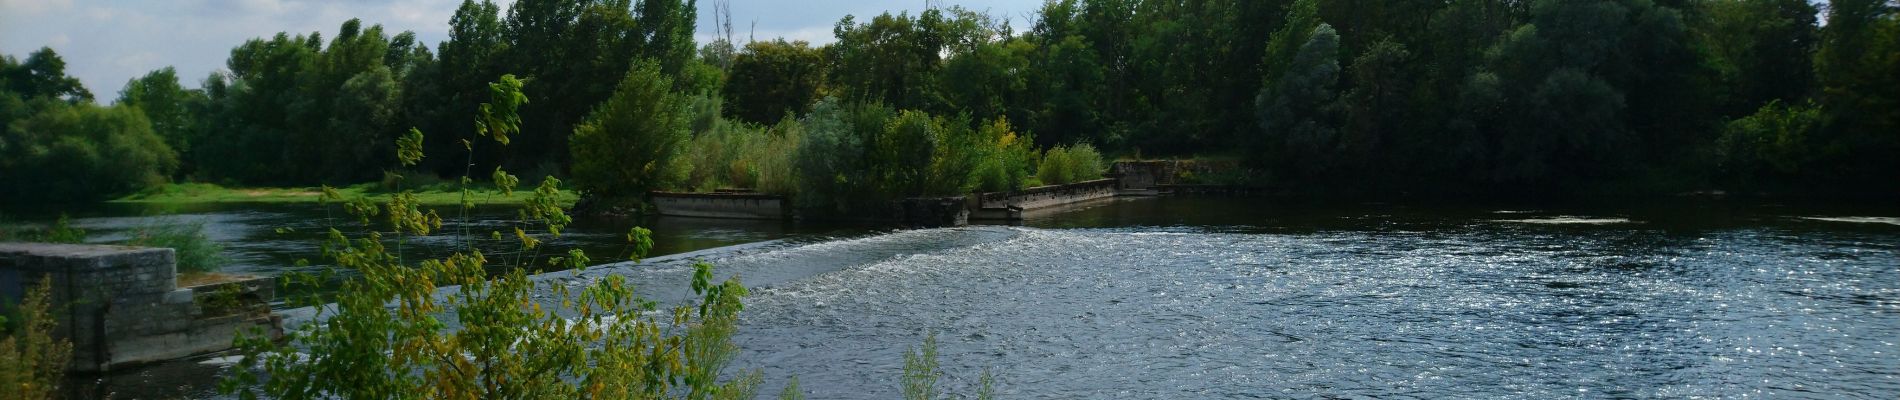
[969,118,1036,193]
[1718,100,1823,185]
[1036,143,1105,186]
[1069,143,1106,182]
[569,62,692,200]
[682,111,802,195]
[792,98,874,213]
[879,111,943,196]
[124,221,227,274]
[226,74,765,399]
[0,214,87,244]
[900,333,996,400]
[1037,146,1075,186]
[0,102,176,204]
[0,280,72,400]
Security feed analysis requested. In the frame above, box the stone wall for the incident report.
[1111,161,1176,190]
[0,243,279,372]
[650,191,791,220]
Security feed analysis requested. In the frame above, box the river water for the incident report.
[43,198,1900,398]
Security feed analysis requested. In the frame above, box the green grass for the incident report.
[114,182,579,207]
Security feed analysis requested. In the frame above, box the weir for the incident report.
[650,161,1205,224]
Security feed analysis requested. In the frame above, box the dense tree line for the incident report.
[3,0,1896,205]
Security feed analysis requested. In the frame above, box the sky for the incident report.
[0,0,1045,99]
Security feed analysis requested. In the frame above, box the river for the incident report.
[47,197,1900,398]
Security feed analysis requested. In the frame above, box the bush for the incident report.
[879,111,943,196]
[0,280,71,400]
[682,109,802,195]
[123,221,227,274]
[0,214,87,244]
[227,74,765,399]
[569,62,692,200]
[1717,100,1823,188]
[1036,143,1105,186]
[792,98,876,213]
[0,102,176,204]
[969,119,1036,193]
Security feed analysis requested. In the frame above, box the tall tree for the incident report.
[1254,23,1344,182]
[118,67,206,177]
[722,40,826,124]
[1,47,93,103]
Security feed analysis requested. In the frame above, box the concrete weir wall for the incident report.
[651,191,790,220]
[971,179,1120,221]
[0,243,279,372]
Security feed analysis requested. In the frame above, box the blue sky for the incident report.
[0,0,1045,97]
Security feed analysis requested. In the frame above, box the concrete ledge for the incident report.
[651,191,791,220]
[971,179,1120,221]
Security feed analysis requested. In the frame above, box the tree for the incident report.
[1255,23,1343,182]
[569,62,692,199]
[722,40,826,124]
[791,98,868,213]
[1692,0,1820,116]
[877,110,942,196]
[118,67,206,177]
[1810,0,1900,193]
[0,102,176,203]
[1338,39,1415,184]
[0,47,92,103]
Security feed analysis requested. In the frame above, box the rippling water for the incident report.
[674,200,1898,398]
[51,198,1900,398]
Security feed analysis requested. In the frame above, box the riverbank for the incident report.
[111,182,579,207]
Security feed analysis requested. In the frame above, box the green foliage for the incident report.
[569,62,692,200]
[11,0,1900,204]
[901,332,941,400]
[969,119,1037,193]
[1037,143,1106,186]
[791,98,871,213]
[118,67,207,177]
[1,214,87,244]
[0,101,177,204]
[225,74,762,399]
[879,111,943,196]
[899,332,999,400]
[0,280,71,400]
[1254,22,1343,182]
[123,221,229,274]
[0,47,92,103]
[682,108,802,195]
[723,40,826,124]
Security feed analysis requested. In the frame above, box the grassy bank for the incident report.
[113,183,579,207]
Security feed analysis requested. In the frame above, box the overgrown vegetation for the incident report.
[223,74,765,399]
[0,214,87,244]
[123,221,227,274]
[0,280,72,400]
[1036,144,1106,186]
[13,0,1893,205]
[569,62,694,201]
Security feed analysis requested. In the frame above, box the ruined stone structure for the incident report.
[0,243,279,372]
